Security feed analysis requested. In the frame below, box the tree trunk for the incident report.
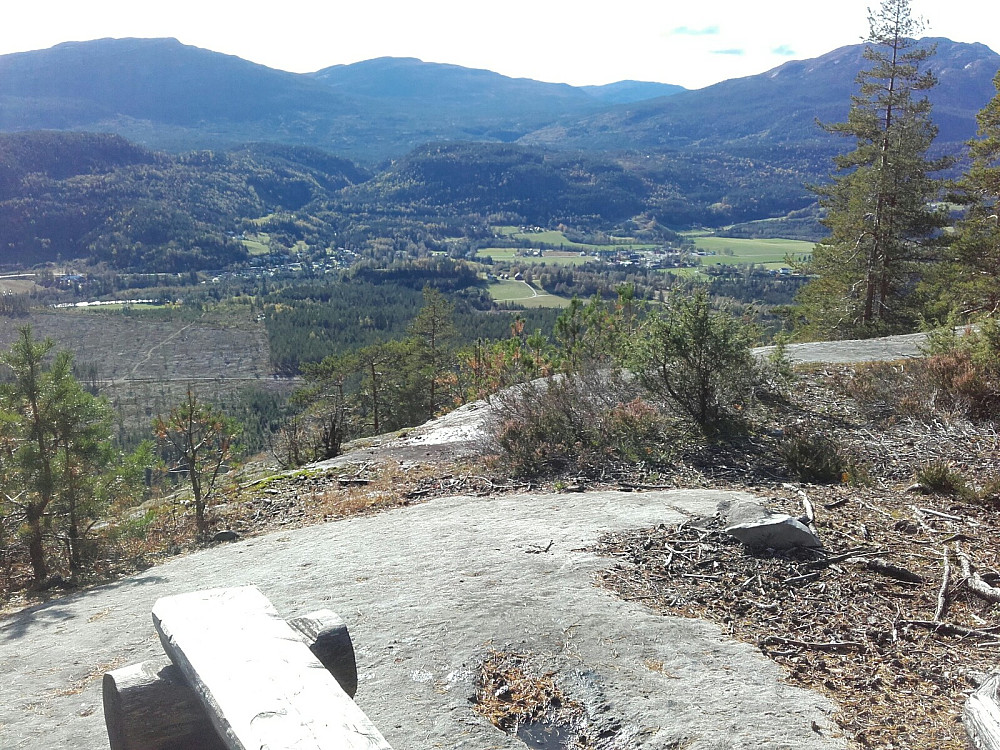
[965,671,1000,750]
[25,507,47,583]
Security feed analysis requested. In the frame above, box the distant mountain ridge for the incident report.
[521,38,1000,153]
[310,56,683,107]
[0,36,995,163]
[0,38,685,160]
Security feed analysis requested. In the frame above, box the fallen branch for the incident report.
[933,546,952,623]
[899,620,1000,640]
[956,545,1000,604]
[919,507,964,522]
[864,558,925,584]
[805,547,880,570]
[760,635,866,652]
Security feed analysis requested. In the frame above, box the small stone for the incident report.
[213,530,240,543]
[726,514,822,550]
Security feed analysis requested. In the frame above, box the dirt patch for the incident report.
[593,486,1000,750]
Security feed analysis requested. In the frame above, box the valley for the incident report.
[1,17,1000,750]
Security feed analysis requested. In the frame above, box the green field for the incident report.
[685,233,815,269]
[242,233,272,256]
[477,248,594,266]
[488,279,571,308]
[492,226,657,253]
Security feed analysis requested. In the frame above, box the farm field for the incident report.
[242,234,272,255]
[491,226,658,252]
[685,233,815,269]
[0,275,41,293]
[476,248,593,266]
[488,279,571,308]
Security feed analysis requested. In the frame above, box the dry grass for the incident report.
[472,649,580,735]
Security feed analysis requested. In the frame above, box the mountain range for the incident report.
[0,36,998,271]
[2,36,996,163]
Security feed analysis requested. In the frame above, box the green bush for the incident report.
[914,461,970,497]
[778,426,848,484]
[976,475,1000,510]
[629,289,767,437]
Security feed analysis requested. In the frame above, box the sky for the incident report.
[4,0,1000,90]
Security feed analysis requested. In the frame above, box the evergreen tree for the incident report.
[48,358,114,573]
[408,287,457,417]
[0,328,113,582]
[947,70,1000,318]
[629,290,762,436]
[796,0,948,338]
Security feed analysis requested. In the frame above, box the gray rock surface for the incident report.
[0,489,846,750]
[754,331,928,364]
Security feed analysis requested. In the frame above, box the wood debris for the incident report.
[592,482,1000,750]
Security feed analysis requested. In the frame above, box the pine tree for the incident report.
[0,328,113,582]
[947,70,1000,317]
[408,287,456,418]
[796,0,948,338]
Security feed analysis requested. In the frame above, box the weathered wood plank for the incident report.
[103,609,358,750]
[152,586,393,750]
[966,671,1000,750]
[288,609,358,699]
[103,661,226,750]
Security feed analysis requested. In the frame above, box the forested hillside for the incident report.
[0,133,369,269]
[521,38,1000,153]
[0,132,826,271]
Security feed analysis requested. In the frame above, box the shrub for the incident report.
[629,289,766,437]
[845,361,937,422]
[485,372,674,478]
[778,425,848,484]
[914,461,970,497]
[922,320,1000,421]
[976,475,1000,510]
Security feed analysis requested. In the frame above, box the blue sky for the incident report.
[5,0,999,89]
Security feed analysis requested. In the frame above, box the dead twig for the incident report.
[918,507,964,522]
[783,571,822,585]
[863,558,925,584]
[933,546,952,623]
[805,547,881,570]
[899,619,1000,640]
[760,635,866,652]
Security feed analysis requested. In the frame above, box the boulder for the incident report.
[725,511,821,550]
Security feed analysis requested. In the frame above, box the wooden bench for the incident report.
[103,586,393,750]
